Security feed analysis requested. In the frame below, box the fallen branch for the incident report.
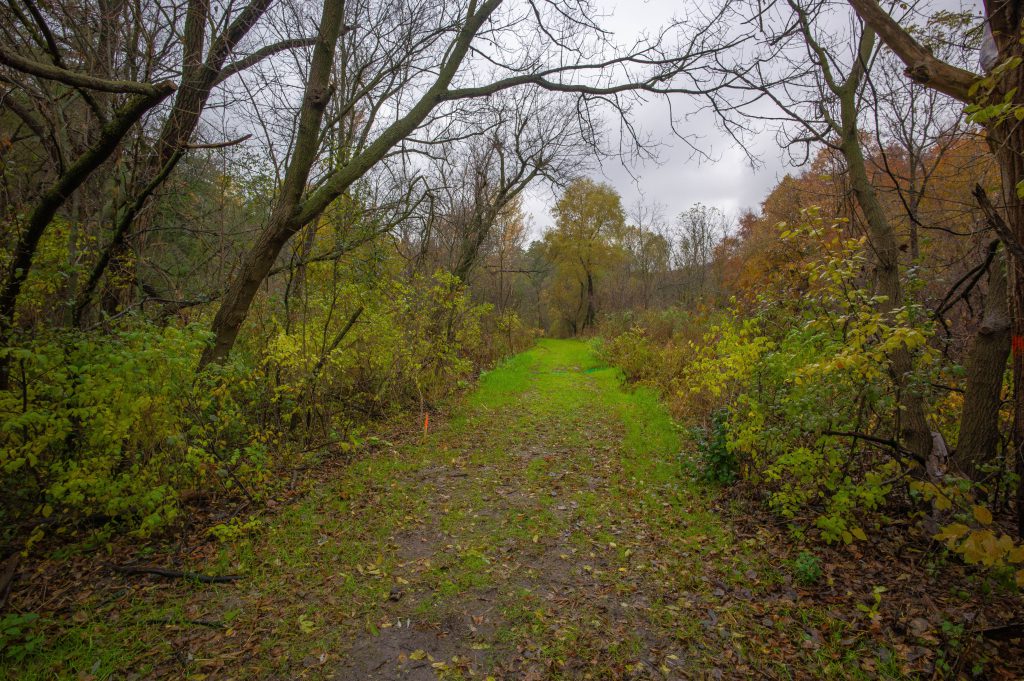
[107,564,241,584]
[820,430,926,466]
[981,622,1024,641]
[0,553,20,610]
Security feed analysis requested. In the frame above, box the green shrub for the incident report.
[0,323,270,546]
[0,241,524,551]
[600,211,942,546]
[696,408,737,484]
[600,326,658,383]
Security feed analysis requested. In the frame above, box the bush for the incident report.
[599,212,940,544]
[600,326,658,383]
[0,263,524,549]
[598,209,1024,584]
[0,324,270,545]
[696,408,736,484]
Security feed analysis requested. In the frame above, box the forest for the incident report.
[1,0,1023,678]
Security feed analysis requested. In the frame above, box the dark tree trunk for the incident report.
[990,120,1024,536]
[955,249,1010,479]
[199,0,348,368]
[583,269,596,330]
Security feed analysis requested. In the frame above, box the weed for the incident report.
[792,550,822,586]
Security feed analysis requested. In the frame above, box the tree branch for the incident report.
[974,183,1024,262]
[0,46,175,96]
[846,0,978,102]
[213,38,318,86]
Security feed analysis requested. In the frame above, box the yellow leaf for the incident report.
[1008,546,1024,564]
[934,523,969,543]
[972,505,993,526]
[997,534,1014,554]
[851,527,867,541]
[409,650,427,661]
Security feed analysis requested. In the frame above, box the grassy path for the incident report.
[18,339,884,679]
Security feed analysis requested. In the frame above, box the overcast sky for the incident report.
[522,0,984,238]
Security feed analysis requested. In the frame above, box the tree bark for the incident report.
[955,248,1010,478]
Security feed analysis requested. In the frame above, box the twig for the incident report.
[184,134,252,150]
[107,563,241,583]
[934,240,998,317]
[145,617,225,629]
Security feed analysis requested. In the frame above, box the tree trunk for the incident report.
[846,0,1024,530]
[955,248,1010,478]
[839,66,933,464]
[584,269,596,330]
[990,119,1024,535]
[77,0,283,322]
[199,0,347,368]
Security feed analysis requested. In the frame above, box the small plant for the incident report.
[791,550,822,586]
[208,517,262,542]
[0,613,43,663]
[857,585,887,623]
[697,409,737,484]
[935,619,968,676]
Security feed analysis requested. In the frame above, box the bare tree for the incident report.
[674,202,728,306]
[198,0,744,366]
[407,88,588,284]
[72,0,317,322]
[0,0,184,385]
[865,13,977,262]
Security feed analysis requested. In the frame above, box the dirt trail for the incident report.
[329,340,736,679]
